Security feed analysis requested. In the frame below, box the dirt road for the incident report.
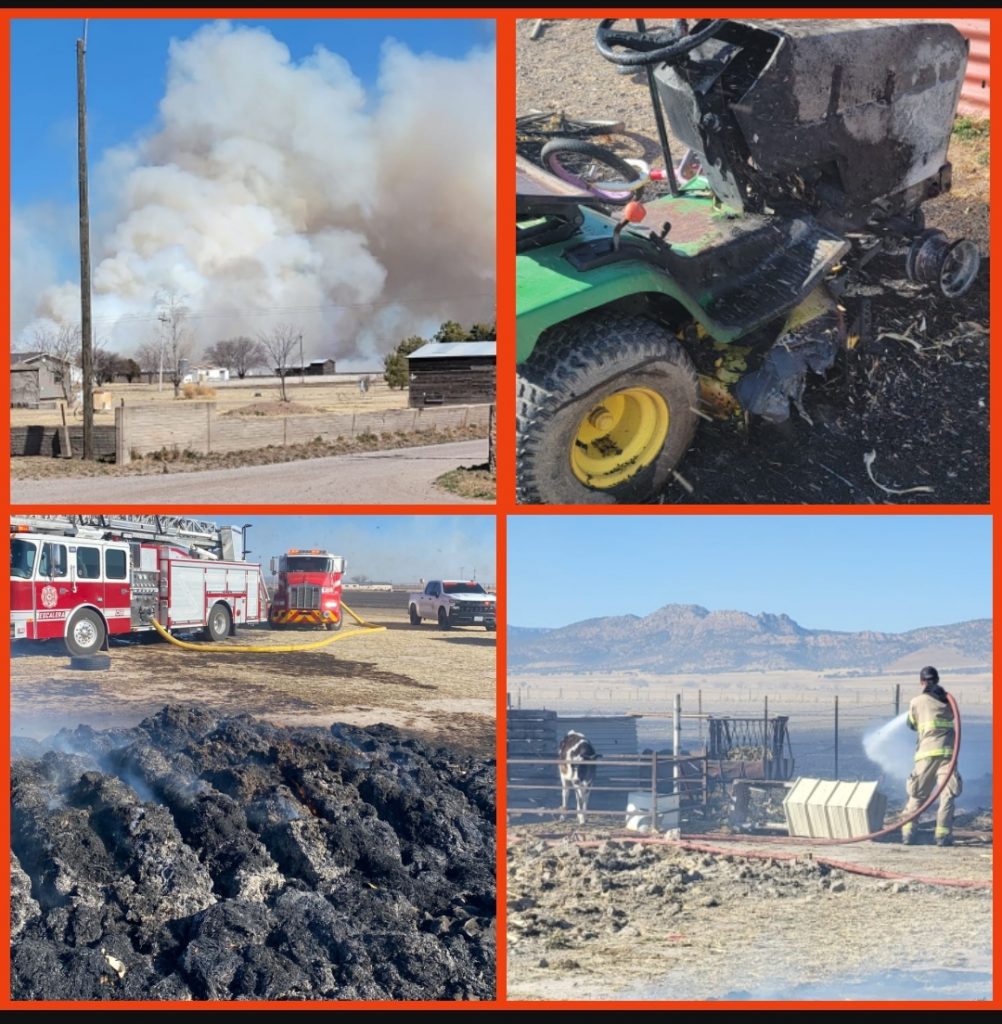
[10,439,490,505]
[10,606,496,756]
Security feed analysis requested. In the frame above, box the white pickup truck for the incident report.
[408,580,497,631]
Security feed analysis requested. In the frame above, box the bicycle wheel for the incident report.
[540,138,641,204]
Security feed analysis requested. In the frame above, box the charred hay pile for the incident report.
[10,706,495,1002]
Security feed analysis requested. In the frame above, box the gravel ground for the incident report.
[507,827,992,1001]
[516,19,990,505]
[11,606,495,756]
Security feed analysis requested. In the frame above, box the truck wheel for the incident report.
[517,314,699,504]
[330,612,344,632]
[65,609,106,658]
[437,607,451,631]
[409,605,422,625]
[203,602,232,642]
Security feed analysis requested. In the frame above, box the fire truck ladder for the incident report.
[10,514,224,552]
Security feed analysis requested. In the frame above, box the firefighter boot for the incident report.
[901,826,918,846]
[935,832,954,847]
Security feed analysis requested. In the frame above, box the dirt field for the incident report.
[507,823,993,1001]
[10,377,405,428]
[516,19,990,504]
[10,606,496,757]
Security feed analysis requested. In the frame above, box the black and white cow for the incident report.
[559,730,599,825]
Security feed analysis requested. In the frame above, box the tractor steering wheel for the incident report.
[595,19,724,67]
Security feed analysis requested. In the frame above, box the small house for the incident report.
[406,341,496,408]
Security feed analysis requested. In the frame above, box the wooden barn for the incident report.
[407,341,496,408]
[10,353,80,408]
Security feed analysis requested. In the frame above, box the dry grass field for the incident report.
[11,376,407,427]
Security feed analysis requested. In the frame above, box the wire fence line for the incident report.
[507,684,993,711]
[507,684,991,783]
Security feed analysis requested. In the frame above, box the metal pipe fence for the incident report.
[507,752,708,827]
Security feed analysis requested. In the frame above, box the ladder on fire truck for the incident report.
[9,514,228,555]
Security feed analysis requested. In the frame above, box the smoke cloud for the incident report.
[18,22,495,365]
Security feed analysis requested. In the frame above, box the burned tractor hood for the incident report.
[655,19,968,223]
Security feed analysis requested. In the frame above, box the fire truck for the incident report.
[10,514,269,657]
[268,549,346,630]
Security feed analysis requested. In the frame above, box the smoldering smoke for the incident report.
[22,22,495,361]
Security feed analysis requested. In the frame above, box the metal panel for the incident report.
[806,779,841,838]
[847,780,887,836]
[950,19,990,115]
[783,777,820,837]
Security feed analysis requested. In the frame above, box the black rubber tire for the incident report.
[437,607,451,631]
[409,605,422,625]
[329,613,344,632]
[203,602,232,642]
[65,609,107,658]
[517,314,699,505]
[540,138,639,203]
[485,622,496,632]
[69,654,112,671]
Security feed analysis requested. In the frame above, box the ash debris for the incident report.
[11,706,495,1002]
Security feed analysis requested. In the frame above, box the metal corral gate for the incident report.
[507,710,707,823]
[705,715,795,782]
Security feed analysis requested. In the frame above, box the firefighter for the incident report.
[901,666,962,847]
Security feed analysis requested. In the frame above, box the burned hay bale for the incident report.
[10,706,496,1002]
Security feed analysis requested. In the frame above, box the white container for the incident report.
[625,792,680,832]
[784,777,888,839]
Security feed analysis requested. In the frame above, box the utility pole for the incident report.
[299,332,304,385]
[77,21,94,459]
[157,313,168,391]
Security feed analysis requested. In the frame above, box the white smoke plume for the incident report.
[18,22,495,364]
[863,707,992,806]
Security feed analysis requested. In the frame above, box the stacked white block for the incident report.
[783,778,887,839]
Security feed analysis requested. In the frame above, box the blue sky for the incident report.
[11,17,495,208]
[508,515,992,634]
[231,514,495,586]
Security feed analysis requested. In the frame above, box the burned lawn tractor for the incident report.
[516,19,980,504]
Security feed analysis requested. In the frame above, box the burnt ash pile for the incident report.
[663,258,989,505]
[10,707,496,1002]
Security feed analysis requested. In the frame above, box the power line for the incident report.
[10,291,497,331]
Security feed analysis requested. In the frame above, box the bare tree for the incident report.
[135,339,164,386]
[154,290,194,398]
[32,323,83,406]
[205,336,267,379]
[260,324,300,402]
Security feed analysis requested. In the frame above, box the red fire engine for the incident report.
[10,514,269,657]
[268,549,346,630]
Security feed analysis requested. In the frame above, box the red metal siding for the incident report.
[949,19,989,116]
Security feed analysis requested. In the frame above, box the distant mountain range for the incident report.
[508,604,992,674]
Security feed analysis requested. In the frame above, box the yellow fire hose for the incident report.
[149,600,385,653]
